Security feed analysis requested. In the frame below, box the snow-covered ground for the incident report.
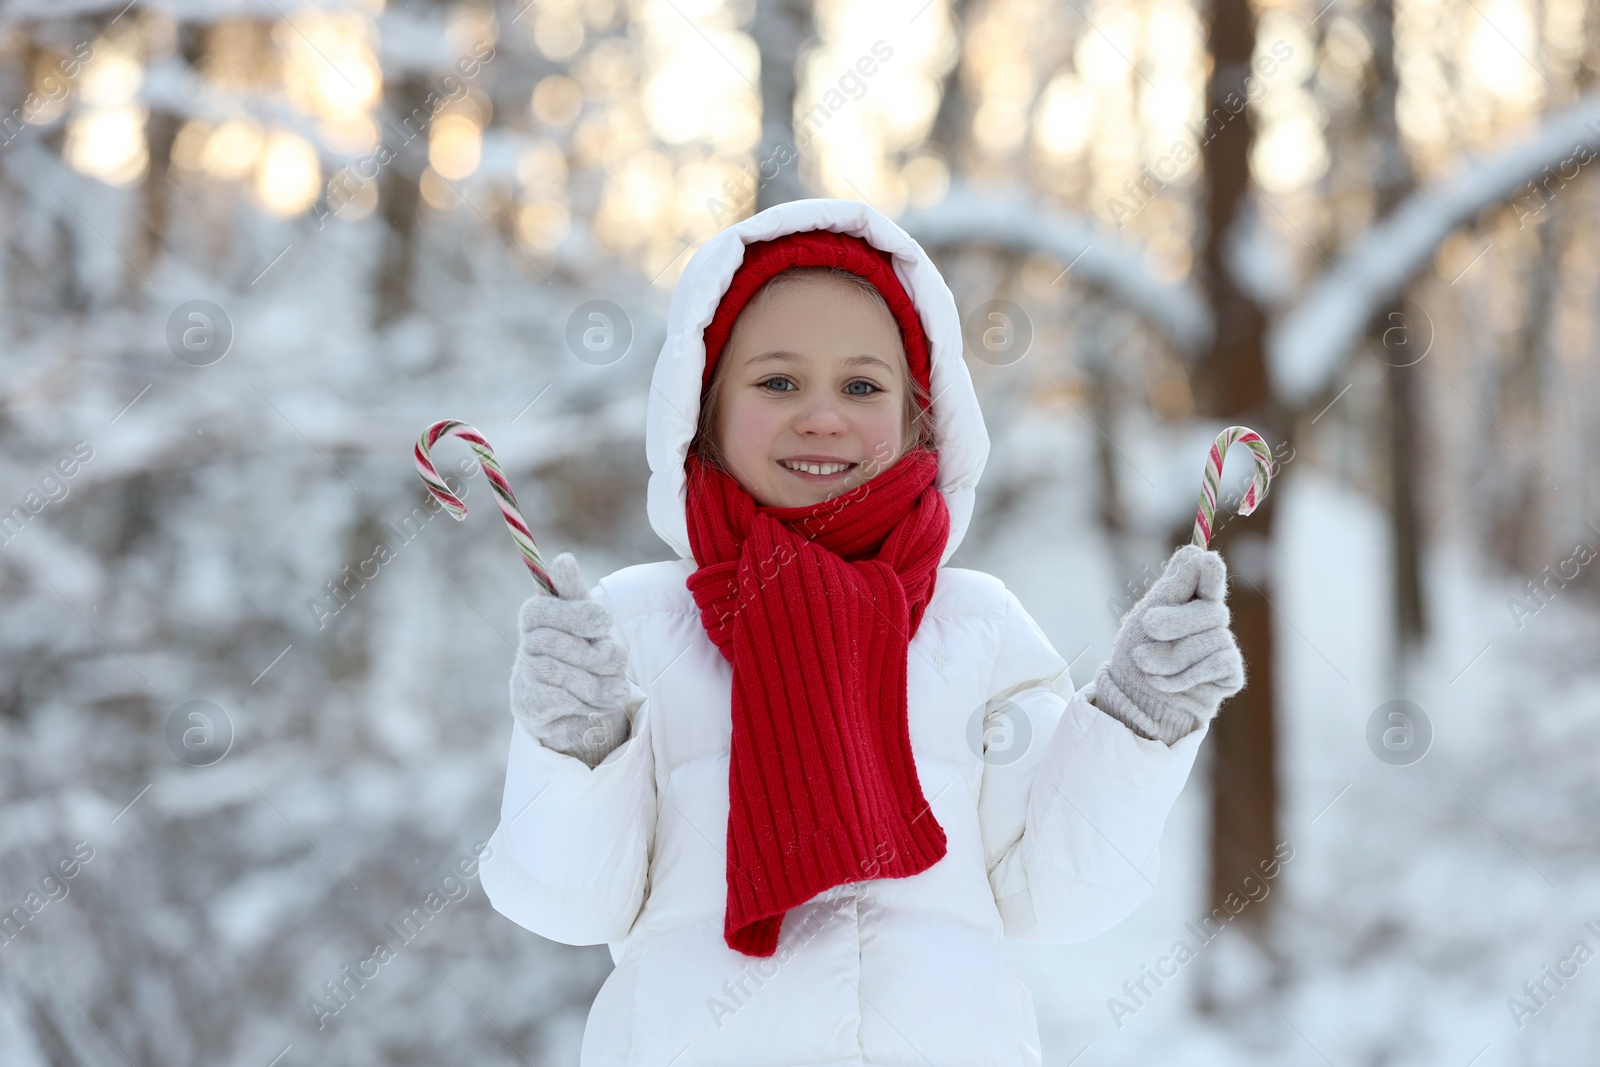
[977,422,1600,1066]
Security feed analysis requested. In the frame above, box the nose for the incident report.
[792,391,848,436]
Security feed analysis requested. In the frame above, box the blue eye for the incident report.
[757,376,884,397]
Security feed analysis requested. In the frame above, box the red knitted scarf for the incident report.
[685,447,951,957]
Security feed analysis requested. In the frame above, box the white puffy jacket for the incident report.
[479,198,1210,1066]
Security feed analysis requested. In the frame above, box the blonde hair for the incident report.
[690,266,937,474]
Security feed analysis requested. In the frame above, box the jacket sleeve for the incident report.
[478,578,657,946]
[977,586,1209,945]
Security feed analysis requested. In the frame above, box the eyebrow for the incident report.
[745,351,895,371]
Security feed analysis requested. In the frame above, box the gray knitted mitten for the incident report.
[1092,544,1246,745]
[510,552,633,769]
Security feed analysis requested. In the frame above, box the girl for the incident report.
[479,198,1245,1066]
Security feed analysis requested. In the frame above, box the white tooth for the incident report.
[783,460,851,474]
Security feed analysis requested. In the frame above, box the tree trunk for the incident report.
[1384,331,1427,650]
[122,21,203,303]
[1194,0,1282,956]
[1081,301,1132,568]
[123,108,177,300]
[752,0,811,210]
[1360,0,1427,657]
[1491,200,1566,571]
[373,72,431,330]
[927,0,974,168]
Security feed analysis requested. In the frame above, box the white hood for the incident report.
[645,198,990,566]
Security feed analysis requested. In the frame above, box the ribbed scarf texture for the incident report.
[685,447,952,957]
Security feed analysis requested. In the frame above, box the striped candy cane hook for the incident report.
[413,419,558,597]
[1191,426,1275,549]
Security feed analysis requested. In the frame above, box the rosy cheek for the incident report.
[720,399,778,465]
[866,414,902,458]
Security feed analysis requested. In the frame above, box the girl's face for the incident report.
[710,275,911,509]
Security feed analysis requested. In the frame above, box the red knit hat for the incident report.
[699,230,933,402]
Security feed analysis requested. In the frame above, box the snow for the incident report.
[0,127,661,1065]
[3,49,1598,1064]
[975,432,1600,1065]
[4,243,1596,1060]
[899,182,1215,357]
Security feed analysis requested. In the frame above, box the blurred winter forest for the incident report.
[3,0,1600,1062]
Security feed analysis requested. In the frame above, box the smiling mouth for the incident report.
[777,459,857,479]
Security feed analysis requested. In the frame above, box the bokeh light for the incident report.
[63,34,148,186]
[254,130,322,217]
[277,11,382,123]
[516,199,571,249]
[201,119,266,181]
[65,104,148,186]
[532,75,585,126]
[430,114,483,181]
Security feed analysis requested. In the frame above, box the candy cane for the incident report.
[1191,426,1275,549]
[413,419,557,596]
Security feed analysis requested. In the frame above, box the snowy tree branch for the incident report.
[1268,88,1600,406]
[898,183,1214,357]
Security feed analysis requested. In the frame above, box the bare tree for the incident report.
[1193,0,1283,955]
[751,0,812,210]
[927,0,974,172]
[373,70,431,330]
[125,21,204,303]
[1350,0,1430,660]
